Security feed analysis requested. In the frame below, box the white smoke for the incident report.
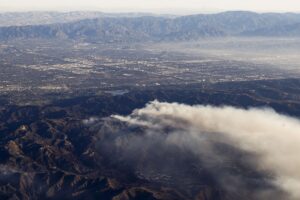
[111,100,300,199]
[82,117,100,125]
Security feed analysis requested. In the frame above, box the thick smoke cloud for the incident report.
[94,101,300,199]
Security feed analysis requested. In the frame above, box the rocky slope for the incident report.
[0,79,299,199]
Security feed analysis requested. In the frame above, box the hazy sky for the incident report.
[1,0,300,14]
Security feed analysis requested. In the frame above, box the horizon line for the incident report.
[0,9,300,16]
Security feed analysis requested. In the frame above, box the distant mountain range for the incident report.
[0,11,163,27]
[0,11,300,42]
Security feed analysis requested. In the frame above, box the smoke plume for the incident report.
[94,101,300,199]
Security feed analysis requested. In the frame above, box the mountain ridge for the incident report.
[0,11,300,42]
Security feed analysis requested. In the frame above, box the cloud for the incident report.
[94,101,300,199]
